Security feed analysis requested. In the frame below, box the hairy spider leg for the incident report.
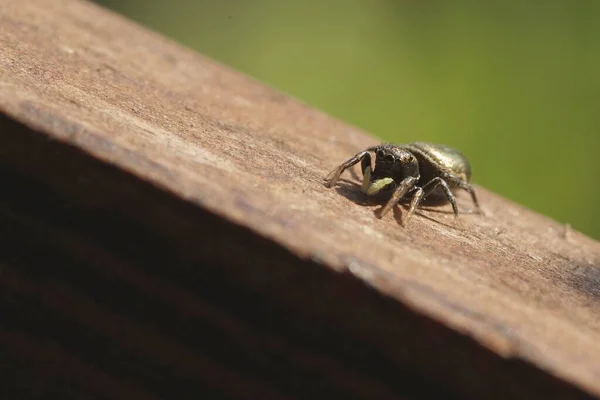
[324,150,372,188]
[404,187,425,224]
[379,176,418,218]
[442,173,481,213]
[419,177,459,216]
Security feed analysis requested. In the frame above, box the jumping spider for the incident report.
[325,142,481,224]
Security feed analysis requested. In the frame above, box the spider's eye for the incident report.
[385,154,395,163]
[376,149,384,158]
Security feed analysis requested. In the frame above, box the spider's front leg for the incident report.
[398,187,425,225]
[378,176,418,218]
[325,148,375,188]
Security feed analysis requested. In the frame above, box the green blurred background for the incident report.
[95,0,599,240]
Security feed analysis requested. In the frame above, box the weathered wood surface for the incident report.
[1,0,600,398]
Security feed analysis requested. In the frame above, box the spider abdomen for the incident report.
[405,142,472,185]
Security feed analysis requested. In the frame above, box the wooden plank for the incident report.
[1,0,599,398]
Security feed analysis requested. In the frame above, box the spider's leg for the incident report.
[325,150,372,188]
[379,176,418,218]
[404,187,425,225]
[421,177,459,216]
[443,174,481,213]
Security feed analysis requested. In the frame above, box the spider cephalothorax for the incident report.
[325,142,481,224]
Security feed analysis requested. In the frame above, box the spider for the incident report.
[325,142,481,224]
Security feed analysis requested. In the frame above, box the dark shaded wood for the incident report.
[1,0,599,399]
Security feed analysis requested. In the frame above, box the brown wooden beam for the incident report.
[1,0,599,398]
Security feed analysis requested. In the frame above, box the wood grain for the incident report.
[1,0,599,398]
